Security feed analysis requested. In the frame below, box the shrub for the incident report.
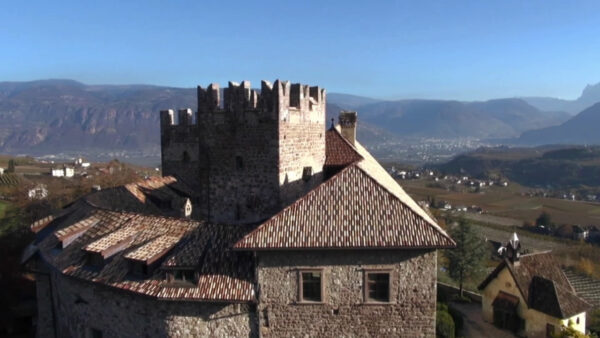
[436,303,455,338]
[448,305,464,336]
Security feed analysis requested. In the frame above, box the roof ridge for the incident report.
[331,125,362,157]
[351,163,455,245]
[233,165,356,249]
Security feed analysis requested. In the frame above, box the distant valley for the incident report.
[1,79,600,165]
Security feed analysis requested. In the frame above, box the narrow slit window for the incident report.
[366,272,390,302]
[302,166,313,181]
[300,270,322,302]
[236,156,243,170]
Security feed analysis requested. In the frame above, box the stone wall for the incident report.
[38,268,256,338]
[35,267,56,338]
[256,249,437,337]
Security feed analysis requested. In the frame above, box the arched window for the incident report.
[182,151,190,163]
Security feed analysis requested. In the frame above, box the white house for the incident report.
[52,166,75,178]
[51,168,64,177]
[65,167,75,177]
[28,184,48,200]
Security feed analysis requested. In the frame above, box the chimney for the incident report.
[339,111,357,146]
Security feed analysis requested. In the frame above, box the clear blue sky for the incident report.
[2,1,600,100]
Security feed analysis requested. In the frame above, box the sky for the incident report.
[2,1,600,101]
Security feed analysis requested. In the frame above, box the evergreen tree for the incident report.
[7,159,15,173]
[446,218,486,298]
[535,211,552,227]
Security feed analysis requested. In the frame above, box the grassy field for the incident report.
[401,178,600,226]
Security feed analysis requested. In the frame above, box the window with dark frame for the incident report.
[366,272,390,302]
[182,151,191,163]
[300,270,322,302]
[546,323,555,338]
[130,261,149,277]
[302,166,313,181]
[172,269,196,284]
[235,156,244,170]
[87,253,104,268]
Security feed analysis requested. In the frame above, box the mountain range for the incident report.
[0,79,600,158]
[522,83,600,115]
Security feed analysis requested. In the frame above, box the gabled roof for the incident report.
[324,127,362,167]
[235,164,454,250]
[33,204,255,302]
[84,176,191,217]
[479,251,590,318]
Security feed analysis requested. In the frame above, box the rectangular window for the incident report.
[365,271,390,303]
[130,261,149,277]
[87,253,104,268]
[302,166,313,181]
[300,270,322,302]
[172,269,196,284]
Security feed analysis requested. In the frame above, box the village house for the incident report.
[479,233,589,337]
[27,184,48,200]
[51,166,74,178]
[24,80,454,337]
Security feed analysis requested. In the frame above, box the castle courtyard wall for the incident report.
[256,249,437,337]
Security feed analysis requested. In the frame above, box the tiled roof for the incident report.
[29,123,452,304]
[34,205,255,302]
[324,128,362,167]
[54,216,99,248]
[124,235,181,264]
[235,164,454,250]
[235,126,452,250]
[479,252,590,318]
[30,215,55,234]
[84,176,190,217]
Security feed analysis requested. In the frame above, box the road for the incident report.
[450,301,516,338]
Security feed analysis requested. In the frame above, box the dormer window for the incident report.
[166,268,197,286]
[87,252,105,268]
[130,260,149,277]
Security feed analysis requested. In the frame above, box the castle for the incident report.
[25,80,454,337]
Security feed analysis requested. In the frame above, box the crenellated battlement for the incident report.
[161,80,326,129]
[160,79,327,224]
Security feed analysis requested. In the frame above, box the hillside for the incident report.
[518,102,600,145]
[0,80,195,155]
[354,98,568,139]
[436,146,600,188]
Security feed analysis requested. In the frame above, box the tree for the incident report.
[535,211,552,227]
[7,159,15,173]
[446,218,486,298]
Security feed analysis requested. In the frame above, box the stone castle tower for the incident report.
[160,80,326,224]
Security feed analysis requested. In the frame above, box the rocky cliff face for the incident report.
[0,80,195,153]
